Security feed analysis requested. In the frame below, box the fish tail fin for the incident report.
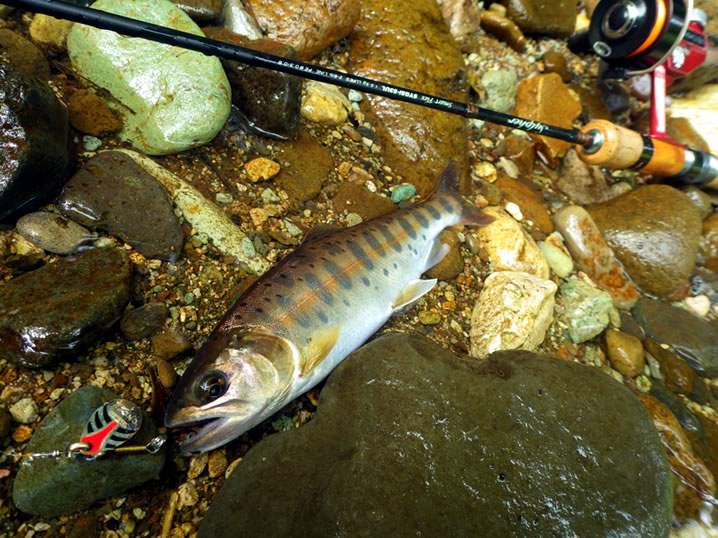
[434,161,494,226]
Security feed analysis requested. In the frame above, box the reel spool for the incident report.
[585,0,707,79]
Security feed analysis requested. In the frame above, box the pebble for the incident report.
[120,302,169,341]
[301,80,349,125]
[29,13,73,50]
[474,161,497,182]
[261,188,281,204]
[68,89,122,136]
[151,329,192,360]
[542,50,570,82]
[241,236,257,258]
[187,453,208,479]
[9,398,39,424]
[177,481,199,508]
[82,136,102,151]
[470,271,557,359]
[479,11,527,53]
[391,183,416,203]
[418,310,441,325]
[249,207,268,226]
[553,205,638,309]
[477,207,550,279]
[345,213,362,227]
[559,276,620,343]
[479,70,518,113]
[605,329,645,377]
[16,212,95,255]
[537,241,573,278]
[156,358,177,388]
[216,192,233,204]
[208,450,229,478]
[244,157,280,182]
[683,295,711,318]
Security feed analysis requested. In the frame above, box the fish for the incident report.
[164,162,493,453]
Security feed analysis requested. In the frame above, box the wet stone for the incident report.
[604,328,644,378]
[171,0,223,23]
[332,183,396,221]
[0,28,51,79]
[479,10,527,52]
[67,89,122,137]
[542,50,570,82]
[0,248,131,368]
[16,211,96,255]
[587,185,702,298]
[275,131,333,202]
[120,302,169,341]
[349,0,469,197]
[200,333,671,537]
[156,357,177,388]
[57,151,184,262]
[633,297,718,377]
[504,0,577,36]
[479,69,518,113]
[203,28,302,139]
[301,80,350,126]
[151,329,192,360]
[245,0,359,60]
[495,174,553,235]
[644,339,695,395]
[556,149,612,205]
[559,276,619,344]
[0,64,73,223]
[28,13,73,51]
[12,386,166,517]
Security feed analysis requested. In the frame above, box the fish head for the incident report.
[165,327,299,454]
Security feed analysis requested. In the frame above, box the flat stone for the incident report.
[587,185,702,298]
[12,386,166,517]
[0,64,73,223]
[66,0,231,155]
[0,248,131,368]
[16,212,95,255]
[58,151,184,262]
[349,0,469,197]
[470,271,556,358]
[275,131,333,202]
[245,0,359,60]
[513,74,582,166]
[632,297,718,377]
[200,333,671,537]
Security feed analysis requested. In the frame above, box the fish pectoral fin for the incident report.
[392,279,437,313]
[424,240,450,271]
[300,325,341,377]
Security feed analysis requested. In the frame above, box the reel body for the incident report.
[583,0,707,82]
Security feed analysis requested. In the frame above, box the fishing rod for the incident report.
[4,0,718,187]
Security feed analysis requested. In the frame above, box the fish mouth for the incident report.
[165,413,236,455]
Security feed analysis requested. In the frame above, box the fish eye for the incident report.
[196,372,228,403]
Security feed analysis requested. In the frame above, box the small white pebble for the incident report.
[365,180,377,193]
[504,202,523,221]
[10,398,39,424]
[683,295,711,318]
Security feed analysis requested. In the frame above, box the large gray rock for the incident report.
[12,386,166,517]
[0,64,73,223]
[200,333,672,537]
[0,248,132,368]
[58,151,184,262]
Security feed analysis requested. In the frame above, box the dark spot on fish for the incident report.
[297,315,312,329]
[277,273,294,287]
[264,282,272,287]
[264,297,271,303]
[305,273,321,289]
[383,268,389,276]
[276,294,292,308]
[324,259,352,289]
[363,230,384,257]
[422,234,426,240]
[240,302,248,307]
[414,210,429,228]
[426,205,441,220]
[393,263,398,269]
[398,216,416,239]
[309,263,315,269]
[439,197,453,213]
[362,277,370,287]
[343,299,350,307]
[317,311,328,324]
[347,240,373,270]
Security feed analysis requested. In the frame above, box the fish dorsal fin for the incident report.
[300,325,341,377]
[392,278,437,313]
[435,161,459,194]
[301,224,342,244]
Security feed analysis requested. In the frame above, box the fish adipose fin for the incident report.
[435,161,494,227]
[392,278,437,313]
[301,325,341,377]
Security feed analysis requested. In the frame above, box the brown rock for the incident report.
[349,0,469,197]
[644,339,695,395]
[436,0,483,52]
[513,74,582,166]
[479,10,527,53]
[0,29,50,80]
[556,149,612,205]
[495,174,553,235]
[542,51,570,82]
[587,185,702,298]
[67,89,122,136]
[275,131,333,202]
[570,83,612,121]
[332,183,395,221]
[504,0,577,37]
[604,329,644,377]
[503,135,535,176]
[151,329,192,360]
[156,358,177,389]
[702,212,718,273]
[244,157,281,182]
[638,394,715,522]
[666,116,710,153]
[425,230,463,281]
[246,0,360,60]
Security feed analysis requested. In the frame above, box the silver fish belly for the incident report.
[165,163,492,453]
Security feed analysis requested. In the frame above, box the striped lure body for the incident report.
[165,163,492,453]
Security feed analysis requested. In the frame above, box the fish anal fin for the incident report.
[392,279,437,313]
[301,224,342,244]
[300,325,341,377]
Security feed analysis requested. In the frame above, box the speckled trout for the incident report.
[165,163,492,453]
